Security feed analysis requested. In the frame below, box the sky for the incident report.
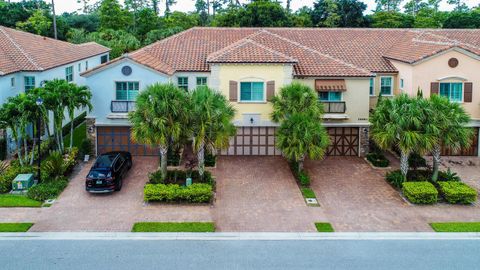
[11,0,480,15]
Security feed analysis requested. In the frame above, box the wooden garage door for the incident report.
[326,127,359,156]
[220,127,282,156]
[97,126,159,156]
[441,128,479,156]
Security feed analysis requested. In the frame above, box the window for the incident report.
[10,77,15,88]
[116,81,139,101]
[380,76,393,95]
[85,61,89,70]
[319,91,342,101]
[400,78,404,89]
[240,82,264,102]
[369,78,375,96]
[78,63,81,72]
[101,55,108,64]
[196,77,207,86]
[178,77,188,91]
[24,76,35,91]
[440,82,463,102]
[65,66,73,82]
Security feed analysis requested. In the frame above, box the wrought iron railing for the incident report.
[111,101,136,113]
[322,101,346,113]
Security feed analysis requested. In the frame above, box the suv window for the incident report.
[114,156,125,171]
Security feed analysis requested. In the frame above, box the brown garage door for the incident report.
[220,126,282,156]
[441,128,479,156]
[326,127,359,156]
[97,126,159,156]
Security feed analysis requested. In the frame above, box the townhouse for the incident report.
[0,26,110,151]
[81,27,480,157]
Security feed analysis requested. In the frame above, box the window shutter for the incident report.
[464,82,473,103]
[266,81,275,101]
[430,82,439,95]
[229,81,237,101]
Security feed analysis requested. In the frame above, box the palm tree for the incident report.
[370,94,435,179]
[129,83,189,180]
[65,84,92,149]
[271,82,323,122]
[426,94,473,181]
[189,86,236,178]
[276,112,330,171]
[0,100,24,166]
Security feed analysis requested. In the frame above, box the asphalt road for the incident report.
[0,236,479,269]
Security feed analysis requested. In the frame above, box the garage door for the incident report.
[441,128,479,156]
[220,127,281,156]
[326,127,359,156]
[97,126,159,156]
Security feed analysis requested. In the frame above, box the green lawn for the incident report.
[430,222,480,232]
[301,187,317,199]
[64,122,86,149]
[0,195,42,207]
[0,223,33,232]
[132,222,215,232]
[315,222,335,232]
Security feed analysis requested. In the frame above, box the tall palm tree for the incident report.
[0,100,24,166]
[426,94,473,181]
[189,86,236,178]
[371,94,435,179]
[277,112,330,171]
[65,84,92,149]
[129,83,189,180]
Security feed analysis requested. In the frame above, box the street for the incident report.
[0,233,479,269]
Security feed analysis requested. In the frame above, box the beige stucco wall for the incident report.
[390,49,480,120]
[369,73,400,109]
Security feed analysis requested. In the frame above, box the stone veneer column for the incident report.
[85,117,96,156]
[359,126,369,157]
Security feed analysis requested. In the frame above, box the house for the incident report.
[81,27,480,157]
[0,26,110,151]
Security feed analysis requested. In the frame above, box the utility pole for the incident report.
[51,0,57,39]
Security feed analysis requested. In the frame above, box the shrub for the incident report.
[298,171,310,187]
[437,181,477,204]
[0,164,34,194]
[408,153,427,170]
[79,138,92,157]
[167,146,181,166]
[144,183,213,203]
[0,138,6,160]
[407,169,432,182]
[205,152,216,167]
[402,181,438,204]
[386,170,404,188]
[437,169,461,182]
[26,177,68,201]
[366,152,390,167]
[149,169,213,185]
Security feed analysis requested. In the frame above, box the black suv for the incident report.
[86,152,132,193]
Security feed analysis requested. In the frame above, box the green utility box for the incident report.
[12,174,34,191]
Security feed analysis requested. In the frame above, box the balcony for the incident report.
[111,100,136,113]
[322,101,346,113]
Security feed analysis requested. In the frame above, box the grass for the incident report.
[301,187,317,199]
[0,223,33,232]
[63,122,86,149]
[0,195,42,207]
[430,222,480,232]
[315,222,335,232]
[132,222,215,232]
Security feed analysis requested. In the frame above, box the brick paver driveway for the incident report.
[305,157,480,232]
[212,156,326,232]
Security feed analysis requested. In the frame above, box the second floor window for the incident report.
[86,61,89,70]
[116,81,139,101]
[240,82,264,102]
[369,78,374,96]
[440,82,463,102]
[101,55,108,64]
[11,77,15,87]
[24,76,35,91]
[380,77,393,96]
[65,66,73,82]
[319,91,341,101]
[196,77,207,86]
[178,77,188,91]
[78,63,81,72]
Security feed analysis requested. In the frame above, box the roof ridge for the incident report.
[206,30,265,61]
[259,29,372,75]
[0,27,43,71]
[420,31,480,51]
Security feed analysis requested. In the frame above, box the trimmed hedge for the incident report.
[402,181,438,204]
[27,177,68,201]
[144,183,213,203]
[366,152,390,167]
[149,169,213,185]
[437,181,477,204]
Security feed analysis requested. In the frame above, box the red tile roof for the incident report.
[0,26,109,75]
[89,28,480,77]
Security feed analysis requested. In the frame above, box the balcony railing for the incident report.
[322,101,346,113]
[111,101,136,113]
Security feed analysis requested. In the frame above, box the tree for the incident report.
[240,0,292,27]
[404,0,429,16]
[129,84,189,180]
[447,0,469,12]
[98,0,132,30]
[311,0,366,27]
[370,11,414,28]
[375,0,403,12]
[426,94,472,181]
[65,84,92,149]
[291,6,314,27]
[443,11,480,28]
[189,87,236,178]
[270,83,329,171]
[16,10,52,36]
[74,29,141,59]
[144,26,183,45]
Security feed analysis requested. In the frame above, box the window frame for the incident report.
[101,55,108,64]
[239,81,266,103]
[196,77,207,87]
[439,82,463,103]
[24,76,35,92]
[177,77,189,91]
[65,66,74,82]
[369,77,375,96]
[380,76,394,96]
[318,91,342,102]
[115,81,140,101]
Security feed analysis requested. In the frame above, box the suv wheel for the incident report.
[115,178,123,191]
